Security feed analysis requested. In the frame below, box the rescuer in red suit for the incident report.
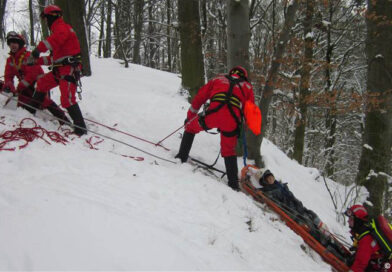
[27,5,87,136]
[176,66,255,191]
[2,31,69,124]
[345,205,391,272]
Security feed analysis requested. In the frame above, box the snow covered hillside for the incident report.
[0,53,355,270]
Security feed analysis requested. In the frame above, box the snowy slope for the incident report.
[0,53,356,270]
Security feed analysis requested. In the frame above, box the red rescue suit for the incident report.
[350,233,391,272]
[4,47,53,108]
[35,17,81,108]
[186,74,255,157]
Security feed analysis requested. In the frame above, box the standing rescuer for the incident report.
[176,66,255,191]
[2,31,69,124]
[27,4,87,136]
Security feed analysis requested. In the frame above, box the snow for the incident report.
[364,144,373,150]
[0,51,358,270]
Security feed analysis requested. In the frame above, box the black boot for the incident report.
[47,101,70,126]
[175,131,195,163]
[224,156,240,191]
[29,91,46,114]
[66,103,87,136]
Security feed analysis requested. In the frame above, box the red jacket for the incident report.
[350,234,388,272]
[190,74,255,121]
[4,47,44,92]
[36,17,80,63]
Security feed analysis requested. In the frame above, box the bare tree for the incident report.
[293,0,314,164]
[356,0,392,216]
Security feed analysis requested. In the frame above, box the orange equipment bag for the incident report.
[244,101,262,135]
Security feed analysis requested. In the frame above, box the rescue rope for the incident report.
[155,114,199,147]
[0,93,176,164]
[0,118,68,151]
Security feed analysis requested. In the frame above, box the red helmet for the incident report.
[40,5,62,18]
[229,66,248,80]
[345,204,368,221]
[6,31,25,47]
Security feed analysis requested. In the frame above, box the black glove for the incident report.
[3,87,11,93]
[31,48,40,58]
[184,118,188,125]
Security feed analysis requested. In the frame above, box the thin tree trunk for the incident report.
[356,0,392,216]
[178,0,205,100]
[29,0,35,46]
[166,0,172,71]
[104,0,112,58]
[0,0,8,42]
[293,0,314,164]
[324,1,336,178]
[255,0,300,167]
[98,1,105,57]
[133,0,144,64]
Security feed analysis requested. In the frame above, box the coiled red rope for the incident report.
[0,118,68,151]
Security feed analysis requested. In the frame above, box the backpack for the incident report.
[368,215,392,259]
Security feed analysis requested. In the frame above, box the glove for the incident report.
[31,48,40,58]
[26,55,37,66]
[187,109,197,121]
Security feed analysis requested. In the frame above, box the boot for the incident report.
[224,156,240,191]
[66,103,87,136]
[47,101,70,126]
[175,131,195,163]
[29,91,46,114]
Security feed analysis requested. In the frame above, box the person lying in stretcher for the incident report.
[246,168,350,262]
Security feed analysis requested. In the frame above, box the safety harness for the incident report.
[51,54,83,99]
[199,75,246,137]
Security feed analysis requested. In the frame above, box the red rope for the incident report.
[85,118,170,151]
[0,118,68,151]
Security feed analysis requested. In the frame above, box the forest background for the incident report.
[0,0,391,218]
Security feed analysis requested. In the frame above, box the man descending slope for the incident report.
[28,5,87,136]
[176,66,255,191]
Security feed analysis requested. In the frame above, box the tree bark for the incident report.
[356,0,392,216]
[324,1,336,178]
[133,0,144,64]
[55,0,92,76]
[29,0,35,46]
[98,1,105,58]
[0,0,8,42]
[293,0,314,164]
[178,0,205,100]
[104,0,112,58]
[166,0,172,71]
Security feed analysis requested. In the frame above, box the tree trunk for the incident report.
[293,0,314,164]
[133,0,144,64]
[178,0,205,100]
[0,0,8,42]
[38,0,49,39]
[166,0,172,71]
[98,1,105,58]
[55,0,92,76]
[356,0,392,216]
[227,0,250,70]
[104,0,112,58]
[29,0,35,46]
[324,2,336,178]
[255,0,300,167]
